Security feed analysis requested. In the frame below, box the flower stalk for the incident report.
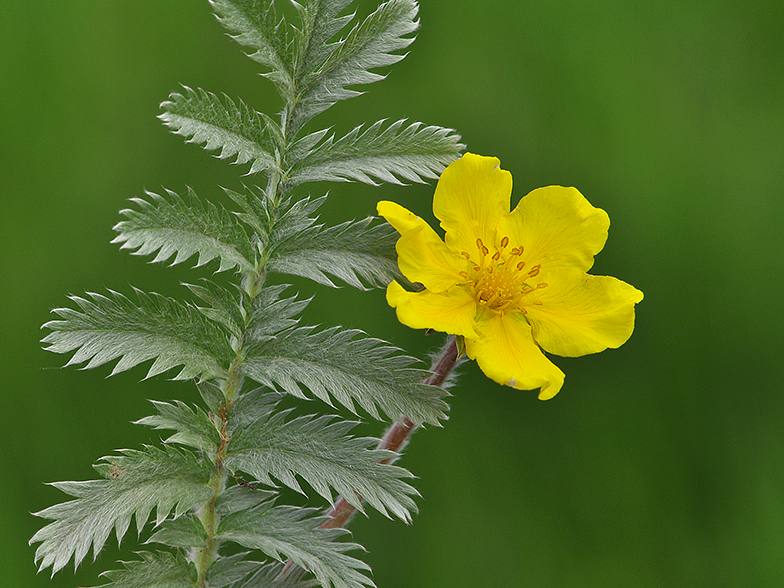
[322,334,459,530]
[279,335,460,580]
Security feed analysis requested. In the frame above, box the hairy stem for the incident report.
[320,335,459,529]
[278,335,460,579]
[193,263,275,584]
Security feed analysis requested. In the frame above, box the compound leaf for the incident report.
[241,325,449,425]
[42,289,233,381]
[287,119,463,187]
[96,551,197,588]
[225,390,419,521]
[288,0,419,136]
[206,553,291,588]
[210,0,295,100]
[227,561,319,588]
[31,447,213,575]
[216,487,371,588]
[160,87,281,175]
[146,514,209,548]
[268,215,400,289]
[136,399,222,454]
[112,188,256,273]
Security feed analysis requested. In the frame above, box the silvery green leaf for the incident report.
[30,446,213,574]
[215,487,371,588]
[205,552,268,588]
[210,0,295,100]
[185,280,247,339]
[112,188,256,273]
[259,194,400,289]
[160,87,281,175]
[287,0,419,136]
[286,119,463,186]
[136,400,221,454]
[197,379,227,413]
[225,390,418,521]
[96,551,197,588]
[244,285,311,349]
[229,561,320,588]
[223,186,278,246]
[42,289,232,381]
[292,0,354,79]
[268,216,399,289]
[242,325,448,425]
[146,514,208,548]
[266,194,324,245]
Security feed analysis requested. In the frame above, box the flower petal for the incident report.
[499,186,610,273]
[377,200,465,293]
[386,280,479,338]
[465,312,565,400]
[525,269,644,357]
[433,153,512,255]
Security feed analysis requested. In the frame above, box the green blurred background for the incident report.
[2,0,783,586]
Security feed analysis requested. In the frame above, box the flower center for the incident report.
[459,236,547,314]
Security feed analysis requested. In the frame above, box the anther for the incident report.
[459,271,468,279]
[461,251,471,260]
[536,282,548,289]
[528,264,541,277]
[516,260,526,271]
[492,251,501,261]
[500,236,509,248]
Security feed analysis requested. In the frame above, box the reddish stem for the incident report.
[278,336,459,578]
[319,335,458,529]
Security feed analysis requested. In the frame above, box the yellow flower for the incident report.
[377,153,643,400]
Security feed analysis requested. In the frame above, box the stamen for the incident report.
[462,238,539,315]
[536,282,548,289]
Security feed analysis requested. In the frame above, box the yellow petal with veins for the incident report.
[433,153,512,256]
[378,153,643,398]
[465,312,565,400]
[387,280,479,339]
[525,269,644,357]
[377,200,465,293]
[499,185,610,273]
